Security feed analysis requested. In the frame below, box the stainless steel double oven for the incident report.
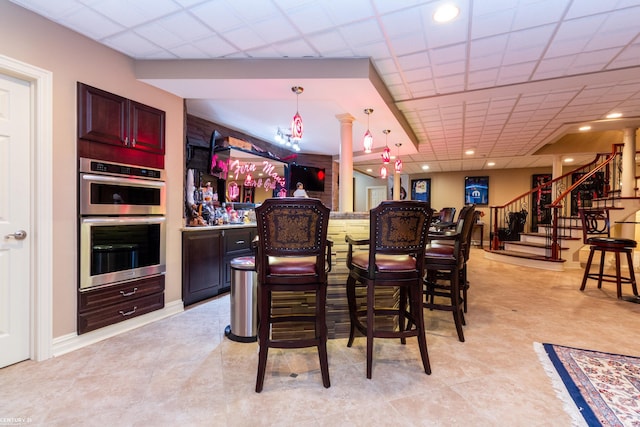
[79,157,166,290]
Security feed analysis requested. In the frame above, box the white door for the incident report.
[0,73,31,368]
[367,186,387,210]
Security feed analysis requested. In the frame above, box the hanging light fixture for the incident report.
[291,86,304,140]
[363,108,374,153]
[381,129,391,164]
[394,143,403,172]
[380,165,388,179]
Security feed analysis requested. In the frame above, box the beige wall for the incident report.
[0,2,184,338]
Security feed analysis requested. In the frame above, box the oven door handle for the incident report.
[81,216,166,226]
[81,173,166,189]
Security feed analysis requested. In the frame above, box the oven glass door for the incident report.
[80,173,166,216]
[80,216,166,289]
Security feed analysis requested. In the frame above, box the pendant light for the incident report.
[381,129,391,164]
[380,165,388,179]
[291,86,304,140]
[394,143,403,173]
[363,108,374,153]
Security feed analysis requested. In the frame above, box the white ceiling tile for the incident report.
[321,0,375,26]
[10,0,84,19]
[282,3,334,33]
[227,0,280,22]
[135,23,184,48]
[273,38,315,57]
[388,33,427,56]
[306,31,349,56]
[357,41,392,61]
[189,1,243,33]
[380,7,423,38]
[219,26,265,51]
[252,16,300,44]
[90,0,180,27]
[512,0,570,30]
[57,7,124,39]
[191,35,238,57]
[103,31,162,57]
[396,52,430,70]
[156,11,214,41]
[471,6,516,39]
[167,43,210,59]
[339,20,385,48]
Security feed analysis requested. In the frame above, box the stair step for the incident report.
[521,232,581,241]
[506,241,569,250]
[485,249,565,262]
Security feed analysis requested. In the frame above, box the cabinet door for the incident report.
[182,231,223,306]
[222,228,255,290]
[129,100,165,155]
[77,82,128,147]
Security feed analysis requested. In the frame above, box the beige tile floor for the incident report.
[2,249,640,426]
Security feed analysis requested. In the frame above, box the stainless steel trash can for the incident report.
[224,256,257,342]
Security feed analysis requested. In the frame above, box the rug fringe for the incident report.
[533,342,588,427]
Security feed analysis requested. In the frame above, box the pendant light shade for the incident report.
[363,108,374,153]
[394,143,403,172]
[381,129,391,164]
[291,86,304,140]
[380,165,388,179]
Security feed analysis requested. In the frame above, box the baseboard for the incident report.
[52,299,184,357]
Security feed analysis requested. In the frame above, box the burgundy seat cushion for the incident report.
[425,243,454,257]
[268,256,317,275]
[352,253,416,271]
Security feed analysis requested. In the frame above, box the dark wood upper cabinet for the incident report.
[78,82,165,168]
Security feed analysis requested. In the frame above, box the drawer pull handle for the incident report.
[235,240,245,244]
[119,306,138,317]
[120,287,138,297]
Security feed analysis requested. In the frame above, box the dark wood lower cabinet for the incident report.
[78,274,165,334]
[182,227,255,306]
[182,229,224,306]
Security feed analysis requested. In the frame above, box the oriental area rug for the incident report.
[534,342,640,427]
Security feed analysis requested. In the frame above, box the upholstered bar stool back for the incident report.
[578,208,638,300]
[254,197,332,392]
[345,200,432,379]
[424,205,475,342]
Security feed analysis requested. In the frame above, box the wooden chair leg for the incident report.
[366,283,375,379]
[615,252,622,299]
[255,288,270,393]
[451,270,465,343]
[626,250,638,296]
[316,286,330,388]
[597,249,606,289]
[581,247,595,291]
[346,275,358,347]
[412,283,431,375]
[399,287,407,345]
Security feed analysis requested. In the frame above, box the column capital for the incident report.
[335,113,356,124]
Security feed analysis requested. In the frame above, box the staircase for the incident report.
[485,144,640,271]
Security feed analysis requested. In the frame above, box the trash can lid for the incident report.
[230,256,255,270]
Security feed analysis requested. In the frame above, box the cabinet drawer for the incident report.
[78,292,164,334]
[225,229,254,254]
[79,275,165,312]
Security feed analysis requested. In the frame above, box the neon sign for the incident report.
[227,158,286,193]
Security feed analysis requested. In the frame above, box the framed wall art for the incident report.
[464,176,489,206]
[411,178,431,202]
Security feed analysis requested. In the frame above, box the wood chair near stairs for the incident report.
[578,207,639,301]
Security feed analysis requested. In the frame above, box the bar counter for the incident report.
[183,212,392,340]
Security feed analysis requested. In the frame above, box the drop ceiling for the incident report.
[10,0,640,174]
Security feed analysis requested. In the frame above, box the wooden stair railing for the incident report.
[489,145,625,260]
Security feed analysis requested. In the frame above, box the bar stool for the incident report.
[254,197,333,392]
[345,200,433,379]
[578,208,639,300]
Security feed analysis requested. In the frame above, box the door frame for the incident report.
[0,54,53,361]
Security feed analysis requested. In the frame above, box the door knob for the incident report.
[4,230,27,240]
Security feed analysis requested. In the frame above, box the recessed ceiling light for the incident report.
[564,157,574,163]
[606,112,622,119]
[487,162,495,167]
[422,165,430,170]
[465,149,475,155]
[366,168,372,173]
[433,4,460,23]
[579,126,591,131]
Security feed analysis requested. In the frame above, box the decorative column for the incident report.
[393,173,401,200]
[552,155,563,201]
[336,113,355,212]
[621,128,637,240]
